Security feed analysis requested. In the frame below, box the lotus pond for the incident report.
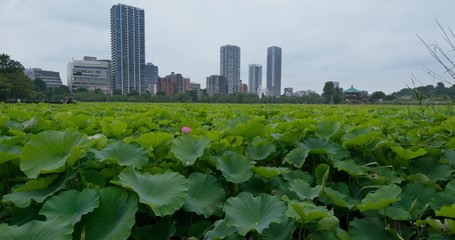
[0,103,455,239]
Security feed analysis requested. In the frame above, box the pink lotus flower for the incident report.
[181,126,191,134]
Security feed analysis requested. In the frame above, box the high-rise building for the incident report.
[206,75,227,96]
[145,63,159,93]
[110,4,145,94]
[25,68,62,88]
[67,56,110,93]
[248,64,262,95]
[220,45,240,94]
[267,46,282,96]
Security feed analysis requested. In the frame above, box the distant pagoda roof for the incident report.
[343,85,361,93]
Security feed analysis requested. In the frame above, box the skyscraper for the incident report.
[220,45,240,94]
[267,46,282,96]
[248,64,262,95]
[110,4,145,94]
[206,75,227,96]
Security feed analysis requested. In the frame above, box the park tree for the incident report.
[370,91,386,102]
[0,54,33,100]
[322,81,335,104]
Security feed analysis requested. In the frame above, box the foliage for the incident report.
[0,103,454,239]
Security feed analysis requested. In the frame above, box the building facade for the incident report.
[67,56,110,93]
[110,4,146,94]
[220,45,240,94]
[248,64,262,95]
[25,68,62,88]
[266,46,282,96]
[206,75,227,96]
[145,63,159,93]
[157,72,188,96]
[284,87,293,96]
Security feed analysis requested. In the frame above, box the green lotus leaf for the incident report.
[100,119,129,138]
[204,219,237,240]
[246,137,276,161]
[224,192,287,236]
[12,175,58,192]
[357,184,402,212]
[441,117,455,133]
[253,166,290,179]
[215,151,253,184]
[408,157,452,182]
[315,163,329,186]
[20,129,88,178]
[317,216,340,231]
[436,204,455,218]
[94,141,148,167]
[416,218,455,235]
[2,170,76,208]
[40,189,99,224]
[401,183,437,219]
[445,150,455,167]
[349,217,395,240]
[286,201,331,223]
[233,119,266,140]
[289,180,321,200]
[0,143,21,164]
[321,187,356,209]
[392,146,427,160]
[333,159,368,176]
[316,120,341,140]
[55,112,90,129]
[342,127,382,148]
[84,187,138,240]
[112,166,188,216]
[302,138,346,158]
[171,135,210,166]
[134,132,172,159]
[183,172,225,217]
[259,217,295,240]
[284,147,309,168]
[380,206,411,221]
[0,217,73,240]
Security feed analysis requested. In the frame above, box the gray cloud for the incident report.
[0,0,453,94]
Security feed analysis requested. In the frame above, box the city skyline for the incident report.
[1,1,454,94]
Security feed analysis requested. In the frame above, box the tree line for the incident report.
[1,53,454,104]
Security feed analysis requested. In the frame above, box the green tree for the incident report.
[370,91,386,102]
[322,81,335,104]
[0,54,33,100]
[33,78,47,92]
[0,54,24,74]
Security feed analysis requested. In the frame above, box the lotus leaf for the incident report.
[215,151,253,183]
[171,135,210,166]
[40,189,99,224]
[112,166,188,216]
[84,187,138,240]
[224,192,287,236]
[94,141,148,167]
[183,172,225,217]
[20,129,88,178]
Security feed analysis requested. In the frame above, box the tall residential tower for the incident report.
[248,64,262,95]
[266,46,282,96]
[110,4,145,94]
[220,45,240,94]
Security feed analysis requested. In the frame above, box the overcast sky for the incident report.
[1,0,454,94]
